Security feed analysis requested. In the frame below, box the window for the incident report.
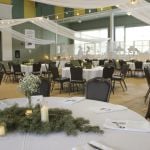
[74,28,108,57]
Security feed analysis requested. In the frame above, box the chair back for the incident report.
[119,60,126,68]
[51,67,60,80]
[144,67,150,87]
[135,61,143,69]
[85,77,111,102]
[33,63,41,72]
[120,64,129,77]
[12,64,21,72]
[0,63,5,73]
[103,66,114,79]
[70,67,83,81]
[33,78,51,97]
[99,59,105,66]
[39,78,51,96]
[0,72,4,85]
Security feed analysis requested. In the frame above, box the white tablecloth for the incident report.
[62,66,103,81]
[127,62,150,71]
[12,64,48,74]
[0,97,150,150]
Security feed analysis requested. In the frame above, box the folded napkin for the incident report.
[72,141,114,150]
[90,104,127,114]
[103,119,150,132]
[31,95,43,105]
[63,97,84,105]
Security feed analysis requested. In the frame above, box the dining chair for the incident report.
[32,63,41,75]
[51,67,70,93]
[0,71,4,85]
[102,66,114,93]
[145,98,150,119]
[0,63,13,82]
[69,67,86,94]
[134,61,143,77]
[85,77,111,102]
[99,59,105,66]
[112,64,129,91]
[12,63,24,81]
[144,67,150,103]
[34,77,51,97]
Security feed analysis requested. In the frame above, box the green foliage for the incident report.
[0,105,104,135]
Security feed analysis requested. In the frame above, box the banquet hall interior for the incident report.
[1,0,150,150]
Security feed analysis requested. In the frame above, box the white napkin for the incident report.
[31,95,43,105]
[63,97,84,105]
[90,104,127,114]
[103,119,150,132]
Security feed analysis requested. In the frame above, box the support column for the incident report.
[0,3,12,61]
[108,13,114,58]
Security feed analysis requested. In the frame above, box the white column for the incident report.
[0,4,12,61]
[110,13,114,42]
[2,31,12,61]
[108,13,114,58]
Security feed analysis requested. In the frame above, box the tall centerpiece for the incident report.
[19,74,41,108]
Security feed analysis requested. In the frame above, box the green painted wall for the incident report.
[6,1,150,61]
[36,3,55,20]
[12,0,24,19]
[12,21,70,62]
[69,15,147,32]
[12,22,54,62]
[115,15,147,27]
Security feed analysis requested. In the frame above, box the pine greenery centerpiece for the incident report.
[19,74,41,107]
[0,105,104,135]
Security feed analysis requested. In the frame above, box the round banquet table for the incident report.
[62,66,103,81]
[0,97,150,150]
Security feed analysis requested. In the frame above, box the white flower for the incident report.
[19,74,41,96]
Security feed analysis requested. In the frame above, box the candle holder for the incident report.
[0,122,6,136]
[25,109,33,116]
[40,100,49,123]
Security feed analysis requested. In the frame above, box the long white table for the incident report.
[127,62,150,70]
[11,64,48,74]
[62,66,104,81]
[0,97,150,150]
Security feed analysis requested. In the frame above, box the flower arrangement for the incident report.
[19,74,41,107]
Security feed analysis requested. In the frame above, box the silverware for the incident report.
[88,143,103,150]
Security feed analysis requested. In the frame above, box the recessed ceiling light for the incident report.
[56,16,59,19]
[76,12,80,16]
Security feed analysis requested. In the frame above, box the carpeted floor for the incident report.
[0,77,149,117]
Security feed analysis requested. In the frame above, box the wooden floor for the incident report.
[0,77,149,117]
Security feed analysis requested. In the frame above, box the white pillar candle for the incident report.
[41,106,49,122]
[0,125,5,136]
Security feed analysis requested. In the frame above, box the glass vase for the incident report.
[26,93,32,108]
